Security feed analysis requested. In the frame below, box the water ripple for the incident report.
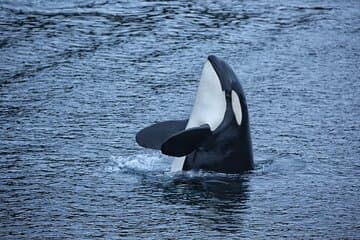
[1,0,359,238]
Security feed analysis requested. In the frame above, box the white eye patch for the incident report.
[231,90,242,125]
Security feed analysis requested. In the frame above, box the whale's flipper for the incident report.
[136,120,188,150]
[161,124,211,157]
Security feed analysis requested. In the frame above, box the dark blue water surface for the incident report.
[1,0,359,239]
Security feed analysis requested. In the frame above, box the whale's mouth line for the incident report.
[207,55,233,92]
[185,59,227,132]
[207,56,225,90]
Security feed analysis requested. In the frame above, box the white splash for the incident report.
[106,153,171,173]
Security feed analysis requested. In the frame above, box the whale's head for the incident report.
[186,55,248,132]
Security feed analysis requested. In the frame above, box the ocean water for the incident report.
[0,0,359,239]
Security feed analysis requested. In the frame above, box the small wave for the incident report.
[167,169,242,178]
[105,153,256,181]
[106,153,170,174]
[252,151,307,176]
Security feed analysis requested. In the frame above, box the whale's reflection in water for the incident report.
[157,173,251,234]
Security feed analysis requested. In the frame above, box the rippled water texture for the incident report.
[1,0,359,239]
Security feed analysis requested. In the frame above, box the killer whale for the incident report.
[136,55,254,173]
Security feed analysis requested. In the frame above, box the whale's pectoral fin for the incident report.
[136,120,188,150]
[161,124,211,157]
